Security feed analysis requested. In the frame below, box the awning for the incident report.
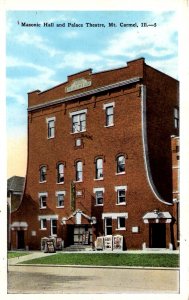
[143,211,172,223]
[11,221,28,228]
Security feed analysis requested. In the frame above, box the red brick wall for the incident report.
[11,58,178,250]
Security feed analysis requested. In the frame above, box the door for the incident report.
[150,223,166,248]
[17,230,25,249]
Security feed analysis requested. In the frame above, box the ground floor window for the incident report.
[117,217,126,230]
[104,217,112,235]
[50,219,57,236]
[40,219,47,230]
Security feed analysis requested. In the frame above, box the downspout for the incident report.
[140,84,172,206]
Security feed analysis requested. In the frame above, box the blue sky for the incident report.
[6,10,178,176]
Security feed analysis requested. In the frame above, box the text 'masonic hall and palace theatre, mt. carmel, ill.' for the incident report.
[10,57,179,251]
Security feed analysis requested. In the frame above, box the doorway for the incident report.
[150,223,166,248]
[17,230,25,249]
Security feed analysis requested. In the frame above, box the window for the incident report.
[40,219,47,230]
[69,109,87,133]
[115,186,127,205]
[117,217,126,230]
[50,219,57,236]
[103,102,115,127]
[95,158,103,179]
[105,218,112,235]
[117,155,125,173]
[93,188,104,205]
[174,107,179,129]
[39,193,48,209]
[39,165,47,182]
[57,163,64,183]
[56,191,65,208]
[46,117,55,138]
[76,161,83,182]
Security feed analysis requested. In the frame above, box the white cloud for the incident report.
[15,32,62,57]
[57,52,102,70]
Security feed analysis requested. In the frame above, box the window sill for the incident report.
[116,228,126,231]
[56,182,64,185]
[74,180,83,183]
[40,207,47,210]
[39,181,47,184]
[47,136,55,140]
[56,206,64,209]
[94,178,104,181]
[95,204,104,207]
[104,124,114,128]
[70,130,86,135]
[40,228,47,231]
[116,203,126,206]
[115,172,125,175]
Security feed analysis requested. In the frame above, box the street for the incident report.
[8,265,179,294]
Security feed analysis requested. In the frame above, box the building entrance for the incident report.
[150,223,166,248]
[17,230,25,249]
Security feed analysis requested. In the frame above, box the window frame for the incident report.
[69,109,87,134]
[103,102,115,127]
[40,218,47,230]
[117,217,126,230]
[116,155,126,174]
[115,186,127,205]
[39,165,47,183]
[57,163,64,184]
[39,192,48,209]
[50,218,57,236]
[95,158,104,180]
[55,191,66,208]
[104,217,112,235]
[76,161,83,182]
[93,187,104,206]
[174,107,179,129]
[46,117,56,139]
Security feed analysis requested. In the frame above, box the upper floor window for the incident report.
[117,155,125,173]
[39,165,47,182]
[57,163,64,183]
[39,192,48,209]
[56,191,65,208]
[76,161,83,182]
[46,117,55,138]
[103,102,115,127]
[95,158,103,179]
[69,109,87,133]
[174,107,179,129]
[115,186,127,205]
[117,217,126,230]
[93,187,104,206]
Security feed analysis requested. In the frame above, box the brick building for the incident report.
[11,58,179,250]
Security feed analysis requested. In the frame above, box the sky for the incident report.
[6,10,178,178]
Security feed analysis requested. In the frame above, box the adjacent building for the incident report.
[11,58,179,250]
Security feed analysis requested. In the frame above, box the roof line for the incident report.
[28,77,141,112]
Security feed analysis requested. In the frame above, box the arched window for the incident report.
[95,158,103,179]
[117,155,125,173]
[76,161,83,182]
[57,163,64,183]
[39,165,47,182]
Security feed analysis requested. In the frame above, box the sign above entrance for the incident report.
[65,78,92,93]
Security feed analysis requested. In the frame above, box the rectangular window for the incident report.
[106,106,114,126]
[76,161,83,181]
[57,163,64,183]
[57,194,64,207]
[72,113,86,133]
[117,217,125,229]
[39,195,47,208]
[96,191,103,205]
[105,217,112,235]
[40,219,47,230]
[174,107,179,129]
[95,158,103,179]
[117,190,126,204]
[50,219,57,236]
[46,117,56,138]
